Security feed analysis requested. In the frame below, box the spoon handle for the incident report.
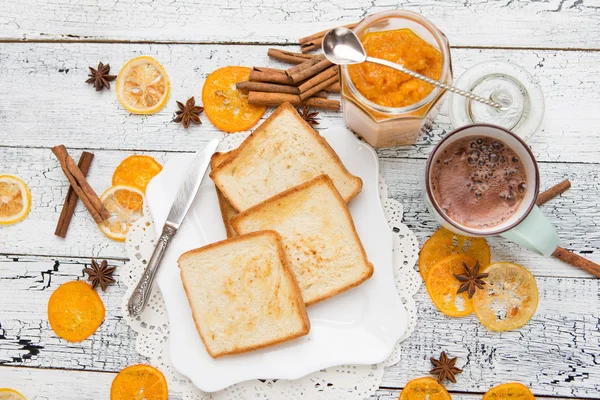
[366,56,507,110]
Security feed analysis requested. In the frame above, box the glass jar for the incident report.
[340,10,453,148]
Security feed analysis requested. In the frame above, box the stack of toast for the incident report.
[178,102,374,358]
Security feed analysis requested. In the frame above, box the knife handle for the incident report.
[127,224,177,316]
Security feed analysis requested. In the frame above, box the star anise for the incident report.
[173,97,204,128]
[297,104,319,126]
[430,351,463,384]
[453,260,489,299]
[85,62,116,91]
[83,259,116,291]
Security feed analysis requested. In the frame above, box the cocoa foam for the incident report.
[430,135,527,229]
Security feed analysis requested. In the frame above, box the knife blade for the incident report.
[166,138,220,230]
[128,138,220,316]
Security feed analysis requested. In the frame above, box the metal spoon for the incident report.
[323,27,507,110]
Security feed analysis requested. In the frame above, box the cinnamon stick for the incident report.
[55,151,94,237]
[299,23,358,45]
[536,179,572,206]
[300,75,338,101]
[299,22,358,53]
[51,145,110,223]
[305,97,340,110]
[267,49,317,64]
[253,66,286,74]
[249,67,339,93]
[285,57,323,78]
[249,69,294,85]
[552,246,600,278]
[236,81,300,95]
[311,90,328,99]
[247,92,340,110]
[534,179,599,278]
[300,37,325,53]
[287,57,333,84]
[298,66,339,94]
[324,81,341,93]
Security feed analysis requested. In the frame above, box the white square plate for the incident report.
[145,127,407,392]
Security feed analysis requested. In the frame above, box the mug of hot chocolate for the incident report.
[425,124,559,256]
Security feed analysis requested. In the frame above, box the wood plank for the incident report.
[1,256,598,398]
[0,366,185,399]
[0,258,147,371]
[0,43,599,164]
[371,389,583,400]
[0,0,599,49]
[381,278,600,398]
[4,370,579,400]
[1,148,598,277]
[0,368,584,400]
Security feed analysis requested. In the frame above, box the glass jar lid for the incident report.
[448,61,544,142]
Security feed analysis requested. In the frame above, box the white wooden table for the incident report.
[1,1,599,399]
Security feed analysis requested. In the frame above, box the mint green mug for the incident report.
[424,124,559,256]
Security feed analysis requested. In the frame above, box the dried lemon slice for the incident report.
[47,281,105,342]
[116,56,170,114]
[473,262,539,331]
[0,388,26,400]
[112,155,163,193]
[0,174,31,225]
[111,364,168,400]
[399,377,452,400]
[426,254,477,317]
[202,66,267,132]
[98,185,145,242]
[483,382,536,400]
[419,227,491,281]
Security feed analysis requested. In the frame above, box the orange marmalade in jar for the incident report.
[341,11,453,148]
[348,29,443,108]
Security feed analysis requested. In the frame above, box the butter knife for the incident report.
[128,138,220,317]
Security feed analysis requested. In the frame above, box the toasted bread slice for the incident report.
[178,231,310,358]
[210,151,238,238]
[231,175,374,306]
[209,102,362,212]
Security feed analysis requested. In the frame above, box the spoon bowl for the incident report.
[323,27,367,65]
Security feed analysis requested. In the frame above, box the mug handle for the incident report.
[500,205,559,256]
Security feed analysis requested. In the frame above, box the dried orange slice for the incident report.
[112,155,163,193]
[483,382,536,400]
[202,66,267,132]
[426,254,477,317]
[0,388,26,400]
[419,227,491,281]
[47,281,105,342]
[399,377,452,400]
[116,56,170,114]
[473,262,538,331]
[0,174,31,225]
[110,364,168,400]
[99,185,145,242]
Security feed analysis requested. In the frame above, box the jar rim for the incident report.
[341,10,452,115]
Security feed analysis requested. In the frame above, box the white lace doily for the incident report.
[122,134,421,400]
